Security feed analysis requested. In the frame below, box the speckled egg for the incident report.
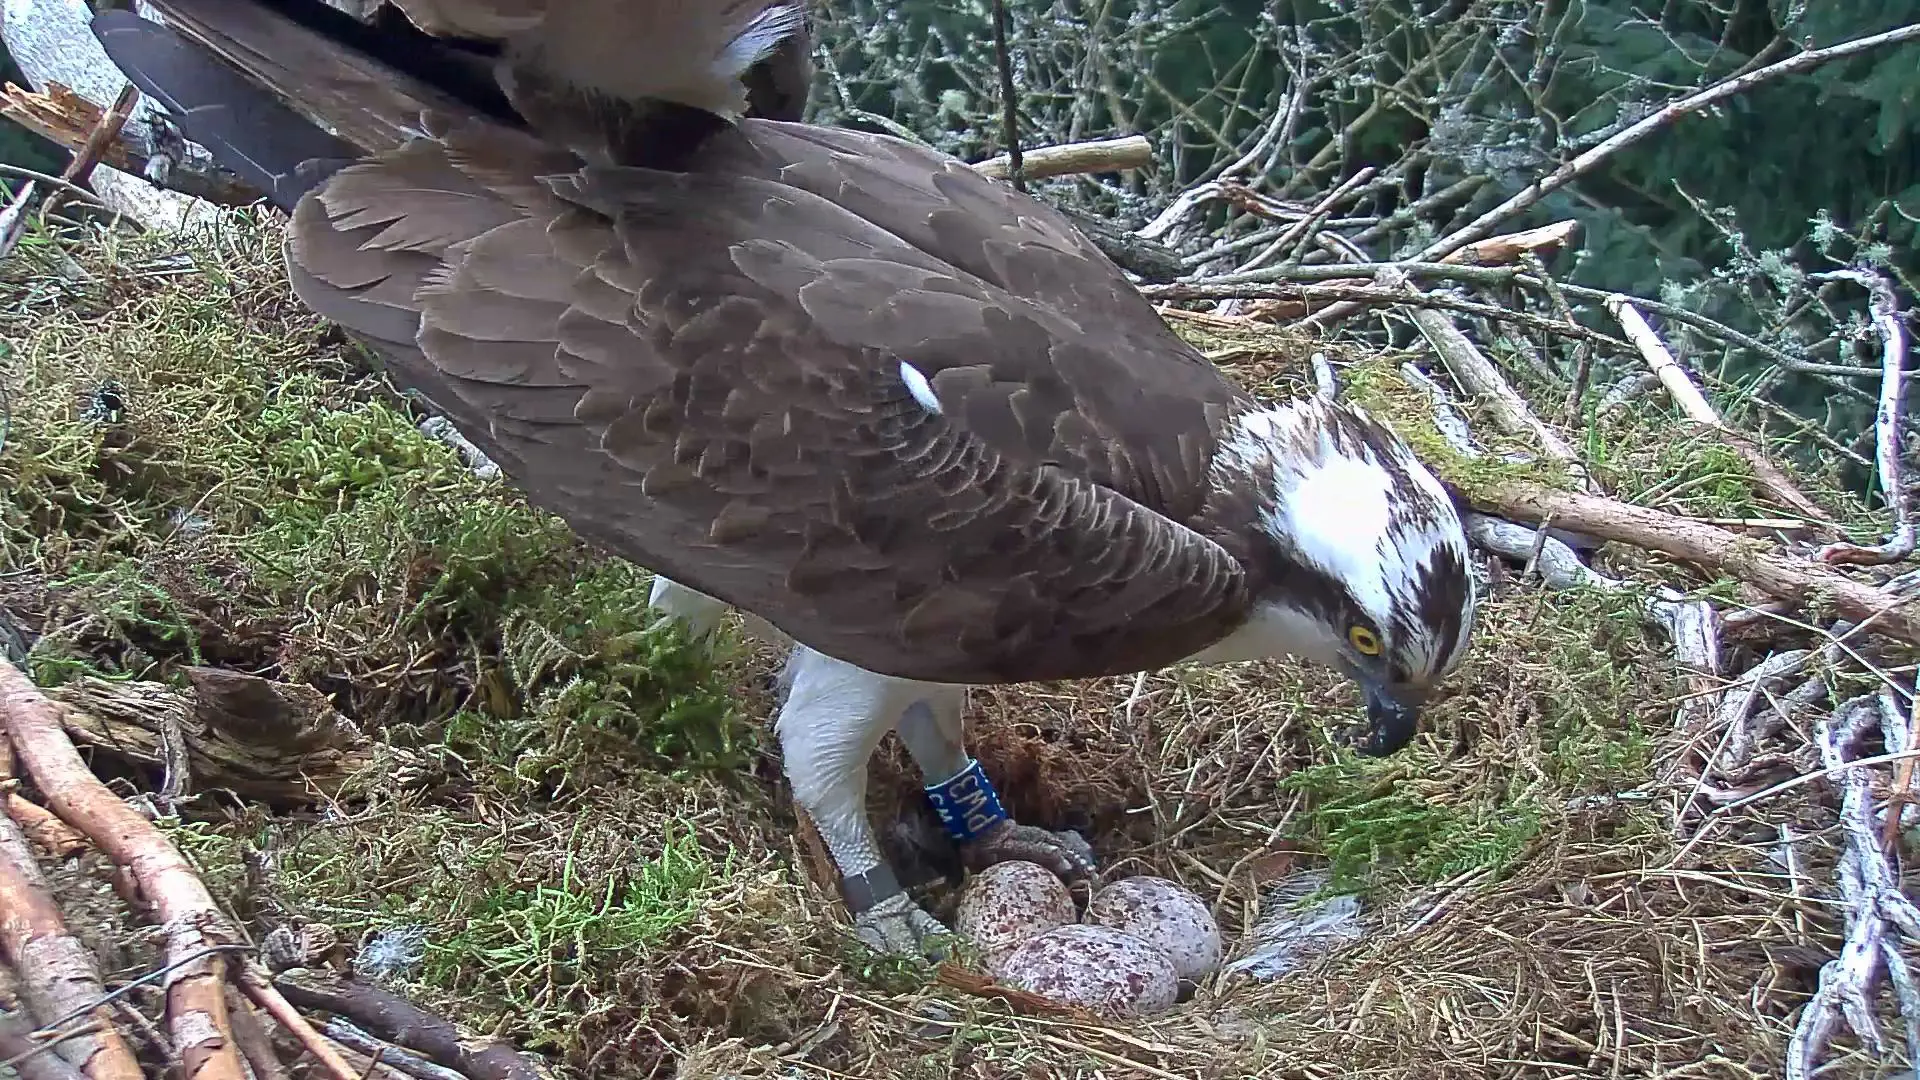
[1084,876,1221,980]
[954,860,1076,971]
[997,924,1180,1016]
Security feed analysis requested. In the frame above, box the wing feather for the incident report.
[283,129,1249,682]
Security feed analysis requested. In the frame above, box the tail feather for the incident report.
[520,0,809,118]
[91,9,361,212]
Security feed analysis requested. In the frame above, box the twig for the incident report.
[988,0,1022,191]
[971,136,1153,182]
[0,1010,89,1080]
[1141,280,1629,352]
[1788,695,1920,1078]
[321,1019,467,1080]
[271,970,552,1080]
[1466,481,1920,647]
[1295,22,1920,328]
[235,964,360,1080]
[44,83,139,218]
[1606,296,1835,525]
[1425,23,1920,262]
[0,659,247,1080]
[1814,269,1915,566]
[224,988,291,1080]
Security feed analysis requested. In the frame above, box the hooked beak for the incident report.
[1351,679,1422,757]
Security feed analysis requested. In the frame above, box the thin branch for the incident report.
[1424,23,1920,260]
[1606,297,1836,526]
[1814,269,1915,565]
[989,0,1023,191]
[1376,266,1584,470]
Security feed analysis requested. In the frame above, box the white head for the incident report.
[1197,396,1478,754]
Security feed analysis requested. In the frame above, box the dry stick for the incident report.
[1299,22,1920,330]
[0,659,248,1080]
[224,987,290,1080]
[0,83,139,265]
[44,83,138,217]
[1142,280,1628,351]
[233,965,359,1080]
[988,0,1022,192]
[320,1019,467,1080]
[271,970,552,1080]
[1605,296,1836,526]
[0,1009,90,1080]
[1788,696,1920,1078]
[1377,265,1585,473]
[1815,269,1915,566]
[1467,481,1920,647]
[4,794,87,859]
[0,743,140,1080]
[971,136,1153,182]
[0,823,142,1080]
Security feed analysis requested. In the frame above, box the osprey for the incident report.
[94,0,1479,954]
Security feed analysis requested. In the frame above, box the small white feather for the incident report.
[899,360,943,414]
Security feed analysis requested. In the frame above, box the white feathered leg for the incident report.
[647,575,727,645]
[776,645,951,956]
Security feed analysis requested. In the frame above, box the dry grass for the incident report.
[0,213,1902,1079]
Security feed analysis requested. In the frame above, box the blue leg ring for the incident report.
[924,758,1010,844]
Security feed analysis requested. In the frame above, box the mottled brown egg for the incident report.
[954,860,1076,971]
[997,924,1180,1016]
[1084,876,1221,980]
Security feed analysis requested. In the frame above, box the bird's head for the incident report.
[1198,396,1478,756]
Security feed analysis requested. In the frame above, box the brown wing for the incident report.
[731,121,1246,518]
[290,120,1252,683]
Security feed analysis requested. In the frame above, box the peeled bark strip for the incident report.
[0,659,246,1080]
[5,795,88,859]
[0,817,142,1080]
[271,970,554,1080]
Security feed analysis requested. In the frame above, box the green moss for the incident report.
[1,223,749,790]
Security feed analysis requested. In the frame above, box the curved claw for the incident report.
[853,892,953,959]
[960,820,1099,882]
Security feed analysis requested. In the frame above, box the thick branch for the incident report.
[1467,482,1920,646]
[1814,270,1915,565]
[0,816,142,1080]
[46,669,390,806]
[971,135,1153,182]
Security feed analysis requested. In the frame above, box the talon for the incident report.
[852,893,952,959]
[960,819,1099,883]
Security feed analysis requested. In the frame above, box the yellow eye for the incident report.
[1348,625,1383,655]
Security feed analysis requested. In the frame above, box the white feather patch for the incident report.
[899,360,943,414]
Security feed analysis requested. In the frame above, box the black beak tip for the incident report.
[1347,694,1419,757]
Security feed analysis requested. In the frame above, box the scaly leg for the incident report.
[776,646,950,957]
[894,695,1097,883]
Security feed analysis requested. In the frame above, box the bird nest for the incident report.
[0,215,1906,1080]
